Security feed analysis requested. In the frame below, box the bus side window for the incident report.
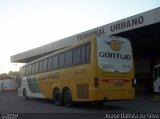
[19,67,22,77]
[59,54,65,68]
[26,66,29,76]
[81,46,86,63]
[31,64,35,74]
[73,47,81,65]
[35,62,39,73]
[65,50,72,66]
[48,57,53,71]
[43,59,48,72]
[53,56,59,70]
[86,43,90,62]
[23,67,26,76]
[39,61,43,73]
[29,65,32,75]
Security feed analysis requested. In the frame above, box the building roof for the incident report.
[10,7,160,63]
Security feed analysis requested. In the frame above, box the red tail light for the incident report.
[94,77,99,88]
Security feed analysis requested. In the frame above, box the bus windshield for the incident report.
[97,36,132,73]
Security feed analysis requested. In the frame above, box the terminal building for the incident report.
[11,7,160,93]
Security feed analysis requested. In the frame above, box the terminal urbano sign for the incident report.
[77,28,106,41]
[110,16,144,32]
[77,16,144,41]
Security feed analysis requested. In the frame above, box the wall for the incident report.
[0,79,17,91]
[135,59,152,92]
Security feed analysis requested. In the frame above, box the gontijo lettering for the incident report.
[99,52,131,60]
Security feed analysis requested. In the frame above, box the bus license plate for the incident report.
[116,82,123,86]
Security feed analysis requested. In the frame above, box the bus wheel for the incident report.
[53,89,63,106]
[23,89,29,100]
[64,89,74,107]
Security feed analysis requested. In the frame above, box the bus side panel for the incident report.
[51,37,97,102]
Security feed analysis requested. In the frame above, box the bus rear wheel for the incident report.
[53,89,63,106]
[63,89,74,107]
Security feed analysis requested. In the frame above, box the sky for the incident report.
[0,0,160,74]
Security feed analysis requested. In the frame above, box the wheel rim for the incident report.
[65,94,70,104]
[64,91,72,106]
[54,90,62,105]
[55,93,60,104]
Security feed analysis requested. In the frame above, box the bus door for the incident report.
[153,66,160,93]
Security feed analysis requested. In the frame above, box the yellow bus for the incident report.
[18,35,135,107]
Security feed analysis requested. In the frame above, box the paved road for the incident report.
[0,92,160,119]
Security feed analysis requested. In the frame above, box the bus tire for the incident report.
[64,89,74,107]
[23,89,29,100]
[53,89,63,106]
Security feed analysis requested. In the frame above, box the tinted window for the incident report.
[81,46,86,63]
[23,67,26,76]
[48,57,53,71]
[53,56,58,69]
[43,59,48,72]
[39,61,43,72]
[86,44,90,62]
[59,54,65,68]
[35,62,39,73]
[22,42,90,74]
[65,51,72,66]
[31,64,35,74]
[73,47,81,65]
[26,66,29,75]
[29,65,32,75]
